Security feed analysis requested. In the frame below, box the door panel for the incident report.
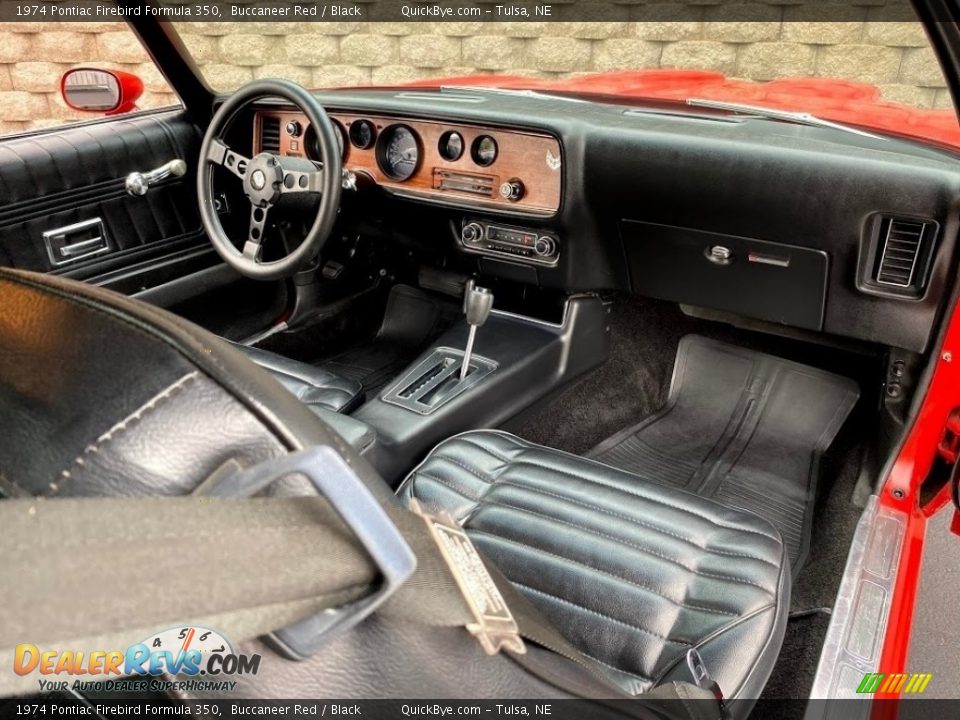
[0,110,203,276]
[0,109,286,340]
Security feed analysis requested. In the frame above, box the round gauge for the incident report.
[305,120,345,161]
[377,125,420,182]
[332,120,346,158]
[471,135,498,167]
[349,119,377,149]
[438,131,464,161]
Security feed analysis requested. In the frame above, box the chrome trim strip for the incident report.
[380,347,498,415]
[807,496,905,709]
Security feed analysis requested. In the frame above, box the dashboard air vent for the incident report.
[260,116,281,154]
[433,169,495,197]
[876,218,926,287]
[857,214,938,299]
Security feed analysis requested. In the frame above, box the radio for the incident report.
[460,219,559,265]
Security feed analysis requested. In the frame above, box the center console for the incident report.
[352,290,609,485]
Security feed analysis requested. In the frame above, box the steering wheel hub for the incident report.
[244,153,283,205]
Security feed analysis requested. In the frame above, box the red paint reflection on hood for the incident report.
[402,70,960,150]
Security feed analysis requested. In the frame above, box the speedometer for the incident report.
[377,125,420,182]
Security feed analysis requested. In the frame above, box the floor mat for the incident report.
[318,284,457,397]
[588,335,859,573]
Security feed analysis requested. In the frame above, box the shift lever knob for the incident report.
[459,280,493,381]
[464,279,493,327]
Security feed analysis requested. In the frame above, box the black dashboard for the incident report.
[252,87,960,354]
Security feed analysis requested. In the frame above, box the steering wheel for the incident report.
[198,79,342,280]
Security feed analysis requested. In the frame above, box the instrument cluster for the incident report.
[254,109,562,216]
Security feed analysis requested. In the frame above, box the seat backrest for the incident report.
[0,269,720,715]
[0,267,388,501]
[0,268,596,702]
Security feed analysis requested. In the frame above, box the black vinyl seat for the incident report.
[0,268,786,711]
[398,430,790,707]
[234,343,363,414]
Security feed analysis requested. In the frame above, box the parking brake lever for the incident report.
[460,280,493,381]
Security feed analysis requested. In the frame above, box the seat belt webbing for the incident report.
[0,495,719,717]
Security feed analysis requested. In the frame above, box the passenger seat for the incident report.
[398,430,790,712]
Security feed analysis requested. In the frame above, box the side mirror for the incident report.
[60,68,144,116]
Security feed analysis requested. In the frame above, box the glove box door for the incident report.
[621,220,829,331]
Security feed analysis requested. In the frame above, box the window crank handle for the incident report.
[126,159,187,196]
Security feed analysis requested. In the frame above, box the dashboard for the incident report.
[245,89,960,354]
[253,109,563,217]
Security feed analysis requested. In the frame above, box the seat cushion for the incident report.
[235,343,363,414]
[398,430,790,704]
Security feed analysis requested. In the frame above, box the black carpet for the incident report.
[254,283,458,399]
[318,284,459,397]
[255,284,388,362]
[509,297,684,455]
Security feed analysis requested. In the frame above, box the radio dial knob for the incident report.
[499,179,525,202]
[462,222,484,244]
[534,236,556,257]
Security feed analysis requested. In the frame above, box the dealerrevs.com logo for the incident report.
[14,626,260,693]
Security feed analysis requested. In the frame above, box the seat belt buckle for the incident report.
[199,446,417,660]
[410,500,527,657]
[686,649,729,717]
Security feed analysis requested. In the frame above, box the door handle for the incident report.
[59,237,105,258]
[125,158,187,196]
[43,217,110,266]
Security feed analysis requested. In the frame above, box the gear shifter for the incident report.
[382,279,498,414]
[460,279,493,380]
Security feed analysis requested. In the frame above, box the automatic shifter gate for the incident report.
[381,279,498,415]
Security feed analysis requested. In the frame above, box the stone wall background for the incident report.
[0,14,952,135]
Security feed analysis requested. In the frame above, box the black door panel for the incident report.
[0,110,285,338]
[0,110,202,275]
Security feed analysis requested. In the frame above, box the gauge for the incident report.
[377,125,420,182]
[305,120,345,161]
[438,131,464,161]
[349,119,377,149]
[471,135,498,167]
[333,120,346,158]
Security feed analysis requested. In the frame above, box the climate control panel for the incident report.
[459,218,559,266]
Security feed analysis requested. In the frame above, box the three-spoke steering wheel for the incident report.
[198,80,342,280]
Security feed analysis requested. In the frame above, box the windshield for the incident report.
[175,9,959,149]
